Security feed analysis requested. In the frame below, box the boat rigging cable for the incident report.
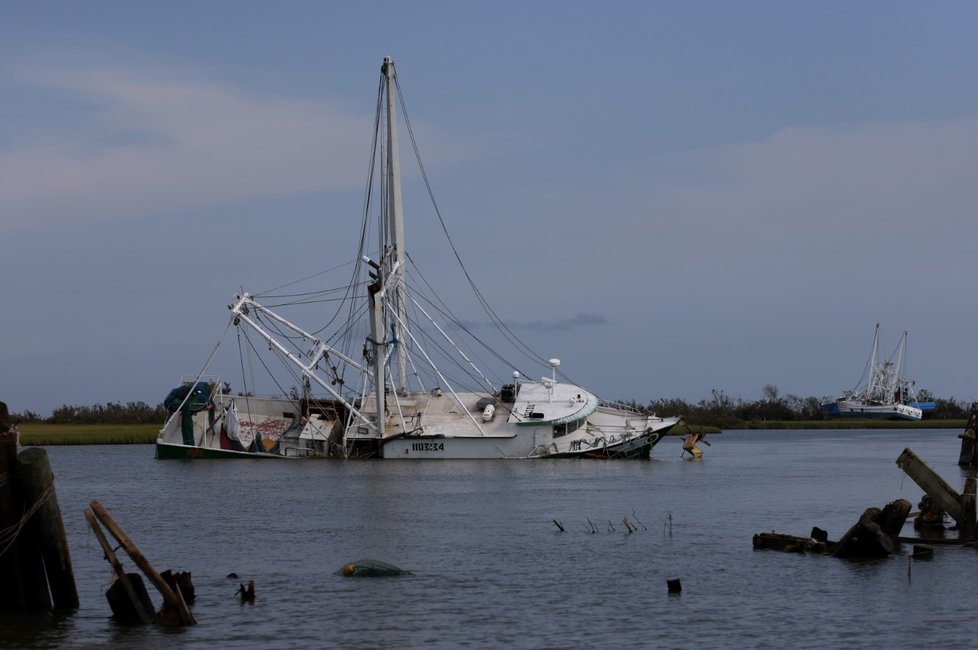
[393,66,585,387]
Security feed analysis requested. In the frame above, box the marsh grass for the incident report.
[18,423,159,445]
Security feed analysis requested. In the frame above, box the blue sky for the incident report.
[3,1,978,415]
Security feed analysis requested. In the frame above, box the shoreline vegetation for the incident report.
[8,389,972,445]
[14,419,968,446]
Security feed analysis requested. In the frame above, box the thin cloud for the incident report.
[0,63,374,231]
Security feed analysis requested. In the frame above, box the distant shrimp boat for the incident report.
[821,324,935,421]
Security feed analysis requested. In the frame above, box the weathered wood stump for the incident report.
[832,499,911,559]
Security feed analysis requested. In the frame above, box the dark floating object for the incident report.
[226,572,239,579]
[667,578,682,594]
[337,559,411,577]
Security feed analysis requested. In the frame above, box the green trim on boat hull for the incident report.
[155,442,286,460]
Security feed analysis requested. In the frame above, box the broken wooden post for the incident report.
[84,507,152,624]
[16,447,78,609]
[896,448,976,540]
[89,500,196,625]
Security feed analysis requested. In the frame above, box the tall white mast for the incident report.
[893,330,908,401]
[866,323,880,400]
[383,56,409,393]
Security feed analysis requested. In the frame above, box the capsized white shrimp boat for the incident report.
[156,57,679,460]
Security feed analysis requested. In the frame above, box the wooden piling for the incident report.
[0,403,26,611]
[89,500,196,625]
[0,404,50,611]
[958,404,978,467]
[16,447,78,609]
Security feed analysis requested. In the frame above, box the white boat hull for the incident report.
[823,400,922,421]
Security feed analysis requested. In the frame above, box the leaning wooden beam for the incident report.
[895,448,962,523]
[89,500,196,625]
[84,508,152,624]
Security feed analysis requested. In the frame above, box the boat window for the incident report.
[553,418,585,437]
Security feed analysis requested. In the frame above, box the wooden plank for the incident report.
[84,508,152,624]
[895,448,962,521]
[89,500,196,625]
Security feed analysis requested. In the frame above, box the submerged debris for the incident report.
[752,499,911,558]
[337,559,411,577]
[236,580,255,603]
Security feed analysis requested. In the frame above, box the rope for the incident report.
[0,483,55,559]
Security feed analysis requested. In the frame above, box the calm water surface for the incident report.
[2,429,975,649]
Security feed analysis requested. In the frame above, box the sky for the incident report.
[3,1,978,416]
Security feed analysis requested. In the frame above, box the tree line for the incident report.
[622,385,973,428]
[13,401,168,425]
[8,385,975,427]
